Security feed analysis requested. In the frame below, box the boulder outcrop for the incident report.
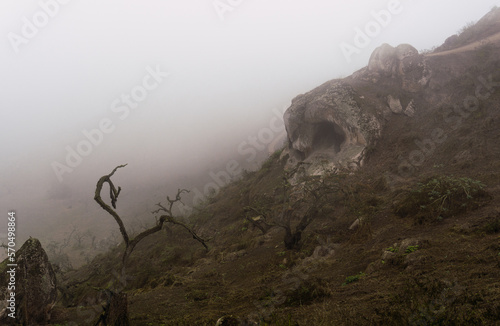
[0,238,57,325]
[368,43,430,92]
[284,81,381,173]
[283,43,431,174]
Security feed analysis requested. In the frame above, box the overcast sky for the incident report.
[0,0,499,244]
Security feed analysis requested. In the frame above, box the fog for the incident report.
[1,0,498,257]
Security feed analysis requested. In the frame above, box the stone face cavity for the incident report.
[313,121,346,153]
[0,237,57,325]
[284,81,381,172]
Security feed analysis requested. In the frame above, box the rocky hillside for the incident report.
[25,6,500,325]
[283,6,500,178]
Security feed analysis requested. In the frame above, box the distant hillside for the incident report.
[435,6,500,53]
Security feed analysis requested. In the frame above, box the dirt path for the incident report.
[426,31,500,57]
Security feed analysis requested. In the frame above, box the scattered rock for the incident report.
[222,250,247,262]
[399,238,420,249]
[251,216,263,222]
[368,238,428,273]
[216,315,239,326]
[349,218,363,230]
[453,150,473,163]
[312,244,336,258]
[404,99,416,117]
[387,95,403,114]
[381,250,397,261]
[403,251,426,271]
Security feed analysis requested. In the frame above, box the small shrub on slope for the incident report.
[394,176,490,223]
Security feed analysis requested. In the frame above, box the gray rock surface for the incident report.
[0,238,57,325]
[283,43,432,174]
[284,81,381,173]
[368,43,418,76]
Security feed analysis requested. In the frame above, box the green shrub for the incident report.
[377,276,488,325]
[405,245,419,254]
[342,272,365,286]
[394,176,490,223]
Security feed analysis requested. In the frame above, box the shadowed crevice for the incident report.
[311,121,346,154]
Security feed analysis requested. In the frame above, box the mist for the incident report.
[1,0,498,259]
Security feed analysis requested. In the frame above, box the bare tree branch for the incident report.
[244,161,338,250]
[95,168,209,266]
[152,189,210,250]
[124,217,165,260]
[163,216,209,249]
[94,164,129,250]
[243,206,274,234]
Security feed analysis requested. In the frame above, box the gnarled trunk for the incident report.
[95,290,129,326]
[284,228,302,250]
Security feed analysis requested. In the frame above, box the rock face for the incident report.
[368,43,430,92]
[284,81,381,173]
[368,43,417,75]
[283,43,431,174]
[0,238,57,325]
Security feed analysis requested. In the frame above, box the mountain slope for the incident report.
[53,8,500,326]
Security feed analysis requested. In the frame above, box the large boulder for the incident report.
[284,80,381,173]
[368,43,430,92]
[0,237,57,325]
[283,43,432,174]
[368,43,418,75]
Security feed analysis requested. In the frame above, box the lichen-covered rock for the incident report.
[387,95,403,114]
[368,43,418,76]
[284,81,381,173]
[368,43,431,92]
[283,42,433,175]
[0,237,57,325]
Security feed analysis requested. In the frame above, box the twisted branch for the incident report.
[95,167,210,266]
[94,164,129,249]
[152,189,210,250]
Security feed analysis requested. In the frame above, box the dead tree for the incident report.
[46,228,76,272]
[73,230,85,249]
[94,164,209,266]
[277,176,322,250]
[93,164,210,325]
[243,205,274,234]
[245,163,340,250]
[151,196,210,250]
[283,165,343,249]
[94,290,129,326]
